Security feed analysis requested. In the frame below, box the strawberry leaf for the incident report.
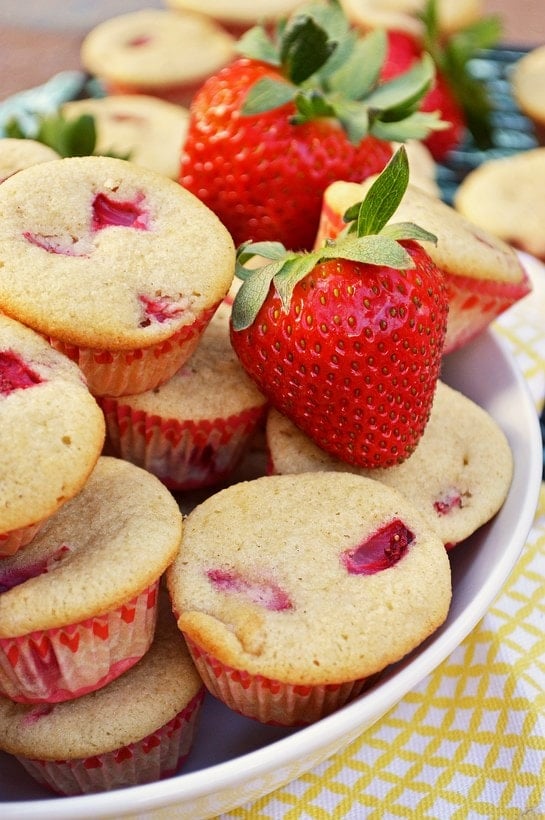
[4,109,131,159]
[327,28,386,100]
[381,222,437,245]
[320,234,415,268]
[280,15,337,84]
[291,90,337,125]
[274,255,320,311]
[242,78,297,115]
[419,0,502,150]
[232,259,286,330]
[236,25,281,65]
[231,147,437,330]
[365,53,435,118]
[235,241,287,280]
[236,1,446,143]
[342,148,438,245]
[345,146,409,236]
[333,100,370,144]
[371,110,447,142]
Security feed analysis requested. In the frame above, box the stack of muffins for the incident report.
[0,151,268,492]
[0,152,244,793]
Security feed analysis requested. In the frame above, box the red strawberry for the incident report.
[381,2,502,160]
[382,30,465,160]
[229,147,449,468]
[180,2,443,251]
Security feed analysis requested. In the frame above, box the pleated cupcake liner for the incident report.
[49,304,217,397]
[17,687,205,795]
[186,637,371,727]
[101,398,266,491]
[0,582,159,703]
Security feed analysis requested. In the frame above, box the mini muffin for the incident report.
[454,148,545,261]
[0,313,105,557]
[99,299,267,492]
[164,0,305,36]
[0,155,235,397]
[0,593,205,795]
[266,382,513,550]
[80,9,236,107]
[340,0,483,38]
[315,179,531,354]
[0,456,182,704]
[62,95,190,180]
[0,138,59,183]
[511,44,545,143]
[167,472,451,726]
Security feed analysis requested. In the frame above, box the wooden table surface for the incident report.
[0,0,544,102]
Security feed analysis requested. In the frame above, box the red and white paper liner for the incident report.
[441,270,532,353]
[49,306,217,397]
[100,398,267,491]
[0,583,159,703]
[185,637,372,727]
[16,688,205,795]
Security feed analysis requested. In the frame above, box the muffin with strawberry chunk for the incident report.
[0,313,105,557]
[0,592,205,795]
[167,471,451,726]
[0,457,182,704]
[0,138,59,184]
[62,95,190,180]
[99,298,268,492]
[0,155,235,397]
[315,175,530,354]
[266,381,513,550]
[80,8,236,107]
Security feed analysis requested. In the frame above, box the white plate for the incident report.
[0,322,542,820]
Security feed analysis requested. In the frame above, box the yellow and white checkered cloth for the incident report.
[220,261,545,820]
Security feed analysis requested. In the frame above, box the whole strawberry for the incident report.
[230,147,449,468]
[180,1,443,251]
[382,30,465,161]
[381,1,502,160]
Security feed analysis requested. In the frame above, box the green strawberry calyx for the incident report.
[419,0,502,149]
[231,146,437,331]
[236,0,447,144]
